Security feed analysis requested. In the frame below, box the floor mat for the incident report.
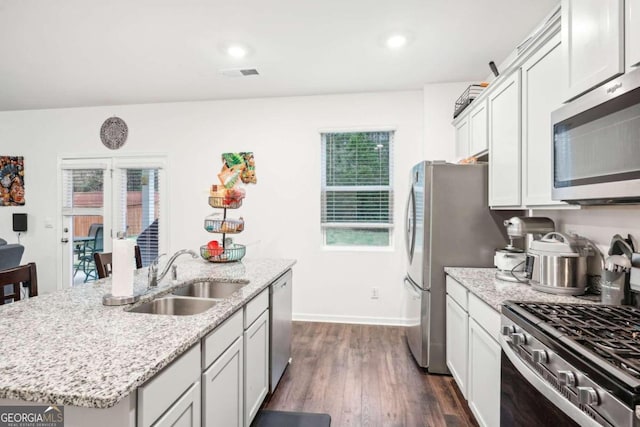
[252,410,331,427]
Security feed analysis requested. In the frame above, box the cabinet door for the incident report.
[468,319,501,427]
[203,337,243,427]
[446,295,469,398]
[522,33,565,207]
[469,100,488,155]
[153,381,201,427]
[244,310,269,427]
[488,71,521,207]
[562,0,624,100]
[454,116,470,160]
[628,0,640,70]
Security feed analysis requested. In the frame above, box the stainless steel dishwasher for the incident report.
[269,269,292,393]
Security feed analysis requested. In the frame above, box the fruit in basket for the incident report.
[207,240,224,257]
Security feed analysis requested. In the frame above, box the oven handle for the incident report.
[500,339,602,427]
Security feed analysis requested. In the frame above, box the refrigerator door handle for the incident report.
[405,185,416,263]
[404,277,422,300]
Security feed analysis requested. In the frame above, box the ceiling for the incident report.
[0,0,559,111]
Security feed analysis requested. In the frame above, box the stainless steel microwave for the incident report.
[551,68,640,205]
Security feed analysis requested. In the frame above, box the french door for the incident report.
[59,156,167,288]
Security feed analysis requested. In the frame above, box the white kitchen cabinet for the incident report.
[469,100,488,155]
[244,309,270,427]
[454,115,470,160]
[203,336,244,427]
[153,382,201,427]
[628,0,640,71]
[468,318,501,427]
[561,0,624,100]
[522,32,566,207]
[138,344,201,427]
[446,295,469,398]
[489,71,521,208]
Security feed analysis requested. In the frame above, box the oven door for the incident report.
[500,342,601,427]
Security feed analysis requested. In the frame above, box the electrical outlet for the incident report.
[371,287,379,299]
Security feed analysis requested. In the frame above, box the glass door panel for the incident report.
[117,168,161,267]
[60,162,111,287]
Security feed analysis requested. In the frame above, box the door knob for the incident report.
[61,238,69,243]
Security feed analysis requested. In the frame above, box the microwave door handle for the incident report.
[500,341,601,427]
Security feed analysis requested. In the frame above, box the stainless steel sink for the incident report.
[127,296,218,315]
[172,280,250,299]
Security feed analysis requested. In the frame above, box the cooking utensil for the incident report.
[525,232,592,295]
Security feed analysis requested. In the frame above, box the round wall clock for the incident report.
[100,117,128,150]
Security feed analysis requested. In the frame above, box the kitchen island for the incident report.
[0,258,295,427]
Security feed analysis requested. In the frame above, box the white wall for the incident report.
[0,90,423,325]
[423,82,473,162]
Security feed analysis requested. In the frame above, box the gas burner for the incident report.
[593,341,633,355]
[512,302,640,380]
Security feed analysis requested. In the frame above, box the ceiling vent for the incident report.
[219,68,260,77]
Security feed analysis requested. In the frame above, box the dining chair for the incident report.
[94,245,143,279]
[0,263,38,305]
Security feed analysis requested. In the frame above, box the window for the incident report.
[321,131,394,247]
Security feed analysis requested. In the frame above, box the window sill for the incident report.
[321,245,395,253]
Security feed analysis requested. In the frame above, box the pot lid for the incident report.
[528,232,581,257]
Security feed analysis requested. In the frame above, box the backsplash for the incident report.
[535,206,640,294]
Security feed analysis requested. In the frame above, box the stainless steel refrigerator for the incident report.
[403,161,510,373]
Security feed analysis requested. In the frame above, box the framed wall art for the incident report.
[0,156,25,206]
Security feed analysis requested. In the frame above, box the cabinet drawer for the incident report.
[244,288,268,329]
[468,294,500,342]
[203,309,243,369]
[446,276,468,311]
[137,343,201,427]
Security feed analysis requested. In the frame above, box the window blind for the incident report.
[321,131,394,245]
[61,168,106,213]
[118,168,160,266]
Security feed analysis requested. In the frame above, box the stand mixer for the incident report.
[495,216,555,282]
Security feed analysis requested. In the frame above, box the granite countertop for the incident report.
[444,267,599,312]
[0,258,295,409]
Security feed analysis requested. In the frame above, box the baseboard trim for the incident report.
[293,313,409,326]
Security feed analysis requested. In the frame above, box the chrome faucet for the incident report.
[148,249,198,288]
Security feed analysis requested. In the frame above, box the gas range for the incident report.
[501,302,640,427]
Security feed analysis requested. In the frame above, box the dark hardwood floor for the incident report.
[265,322,478,427]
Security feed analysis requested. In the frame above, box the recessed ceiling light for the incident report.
[386,34,408,49]
[227,45,248,58]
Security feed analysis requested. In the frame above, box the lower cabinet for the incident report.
[446,295,468,398]
[244,309,270,427]
[203,337,244,427]
[154,382,201,427]
[468,318,501,427]
[137,344,201,427]
[445,276,501,427]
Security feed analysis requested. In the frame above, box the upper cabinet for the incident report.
[488,71,521,208]
[469,100,488,155]
[561,0,624,101]
[522,33,567,207]
[627,0,640,71]
[454,116,470,161]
